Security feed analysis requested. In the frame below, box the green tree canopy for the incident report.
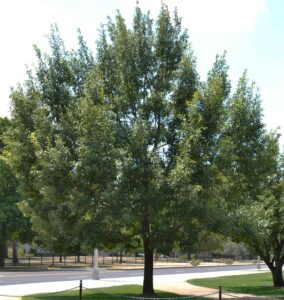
[6,3,283,293]
[0,117,32,267]
[220,73,284,287]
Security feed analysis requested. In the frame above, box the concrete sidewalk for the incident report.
[109,261,258,270]
[0,269,269,299]
[154,270,269,299]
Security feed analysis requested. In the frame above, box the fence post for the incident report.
[79,280,82,300]
[219,286,222,300]
[28,256,31,266]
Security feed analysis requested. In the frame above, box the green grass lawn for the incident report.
[22,284,209,300]
[189,272,284,298]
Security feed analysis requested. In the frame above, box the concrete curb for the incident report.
[106,263,263,271]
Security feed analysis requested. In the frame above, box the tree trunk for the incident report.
[12,241,19,266]
[119,249,123,264]
[272,267,284,287]
[187,250,191,260]
[142,236,154,295]
[59,255,63,263]
[4,244,8,259]
[77,254,80,262]
[267,260,284,287]
[155,251,158,262]
[0,242,6,267]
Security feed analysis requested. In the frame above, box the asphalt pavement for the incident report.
[0,264,267,286]
[0,264,270,299]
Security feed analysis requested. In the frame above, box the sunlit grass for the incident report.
[189,272,284,298]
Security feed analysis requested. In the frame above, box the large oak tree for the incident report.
[7,3,284,294]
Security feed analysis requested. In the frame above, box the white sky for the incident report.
[0,0,283,146]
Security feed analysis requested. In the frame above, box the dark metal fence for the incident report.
[3,254,254,268]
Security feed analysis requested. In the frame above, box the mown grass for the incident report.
[22,284,208,300]
[189,272,284,298]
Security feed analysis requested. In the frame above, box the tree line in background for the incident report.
[1,4,284,294]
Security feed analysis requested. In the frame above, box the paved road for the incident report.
[0,264,267,286]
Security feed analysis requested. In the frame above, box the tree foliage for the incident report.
[0,118,31,267]
[221,73,284,286]
[6,3,284,292]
